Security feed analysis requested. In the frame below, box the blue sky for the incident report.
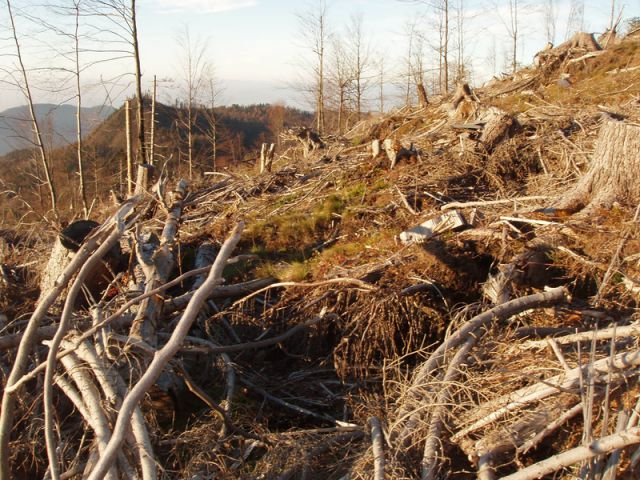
[1,0,638,111]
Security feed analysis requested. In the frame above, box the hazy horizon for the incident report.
[1,0,637,113]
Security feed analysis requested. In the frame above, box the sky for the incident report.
[0,0,638,112]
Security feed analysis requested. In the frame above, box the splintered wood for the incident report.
[399,210,467,244]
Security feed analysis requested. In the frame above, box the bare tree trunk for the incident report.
[150,75,156,166]
[443,0,449,93]
[259,143,276,174]
[417,83,429,107]
[87,223,244,480]
[74,1,88,217]
[6,0,59,222]
[557,121,640,213]
[130,180,188,346]
[131,0,146,165]
[126,100,134,196]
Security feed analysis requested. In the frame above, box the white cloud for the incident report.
[154,0,257,14]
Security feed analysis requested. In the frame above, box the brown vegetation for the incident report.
[1,30,640,480]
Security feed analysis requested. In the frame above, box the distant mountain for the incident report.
[0,104,116,156]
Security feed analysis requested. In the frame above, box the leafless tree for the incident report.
[175,26,212,179]
[452,0,467,82]
[402,1,450,93]
[327,35,353,134]
[564,0,584,40]
[86,0,147,165]
[543,0,557,44]
[200,75,223,172]
[2,0,59,222]
[297,0,329,134]
[345,12,371,120]
[377,57,385,114]
[495,0,520,73]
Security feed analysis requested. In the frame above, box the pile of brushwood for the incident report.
[1,31,640,479]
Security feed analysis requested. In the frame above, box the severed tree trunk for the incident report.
[478,107,519,153]
[130,180,188,346]
[259,143,276,173]
[557,121,640,213]
[417,83,429,107]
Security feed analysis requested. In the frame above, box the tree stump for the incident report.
[259,143,275,173]
[557,121,640,213]
[478,107,519,153]
[417,83,429,107]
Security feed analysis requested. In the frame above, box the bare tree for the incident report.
[495,0,520,73]
[565,0,584,40]
[297,0,328,134]
[452,0,467,82]
[86,0,147,166]
[435,0,450,92]
[507,0,519,73]
[200,75,223,172]
[328,35,353,134]
[377,57,385,114]
[345,12,371,120]
[543,0,557,44]
[175,27,212,179]
[3,0,59,222]
[73,1,88,216]
[402,1,450,93]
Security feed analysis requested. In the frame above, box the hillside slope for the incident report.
[0,32,640,479]
[0,103,115,155]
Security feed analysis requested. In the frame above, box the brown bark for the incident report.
[557,121,640,213]
[478,107,519,153]
[417,83,429,107]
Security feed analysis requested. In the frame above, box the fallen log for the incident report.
[87,222,244,479]
[130,179,188,346]
[452,349,640,442]
[501,427,640,480]
[392,287,569,448]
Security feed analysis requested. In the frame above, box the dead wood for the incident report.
[392,287,569,448]
[260,143,276,173]
[43,220,131,479]
[284,127,324,158]
[453,349,640,442]
[130,180,187,346]
[557,121,640,214]
[535,32,601,71]
[451,82,473,110]
[86,223,243,480]
[478,107,520,153]
[369,416,385,480]
[501,426,640,480]
[417,83,429,108]
[0,199,139,478]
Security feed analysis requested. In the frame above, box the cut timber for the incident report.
[383,139,418,170]
[399,210,467,244]
[134,164,155,195]
[259,143,275,173]
[450,83,477,120]
[417,83,429,107]
[478,107,519,153]
[130,180,188,346]
[556,121,640,213]
[371,139,381,158]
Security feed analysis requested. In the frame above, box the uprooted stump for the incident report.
[535,32,601,67]
[478,107,520,153]
[556,120,640,213]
